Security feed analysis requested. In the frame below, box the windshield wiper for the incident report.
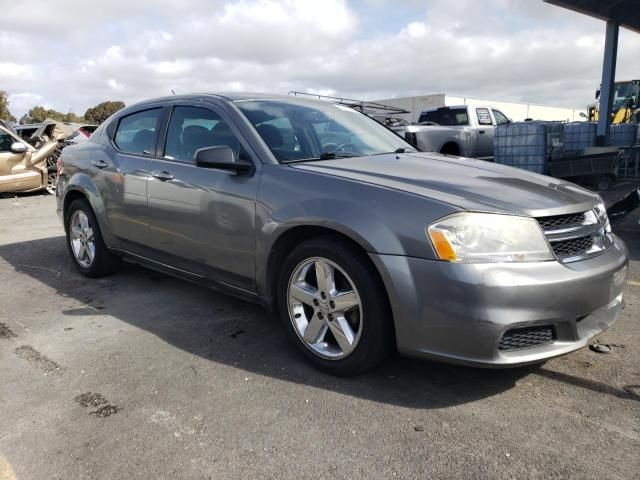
[318,151,361,160]
[282,152,361,164]
[370,147,417,156]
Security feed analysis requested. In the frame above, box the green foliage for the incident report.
[20,105,83,124]
[0,91,17,123]
[84,101,126,125]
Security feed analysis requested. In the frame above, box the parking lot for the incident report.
[0,193,638,479]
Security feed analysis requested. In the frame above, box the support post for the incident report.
[596,20,619,146]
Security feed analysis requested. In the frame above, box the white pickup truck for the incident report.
[391,105,511,160]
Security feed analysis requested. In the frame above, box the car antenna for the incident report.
[171,89,176,95]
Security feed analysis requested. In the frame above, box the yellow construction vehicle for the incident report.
[588,79,640,124]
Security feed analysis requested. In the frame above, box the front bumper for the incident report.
[370,235,629,367]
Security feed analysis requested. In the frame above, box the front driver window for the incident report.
[164,106,242,163]
[492,109,510,125]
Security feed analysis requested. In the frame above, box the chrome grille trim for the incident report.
[537,209,612,263]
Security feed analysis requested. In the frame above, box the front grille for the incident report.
[536,210,610,262]
[498,326,555,351]
[537,212,586,231]
[549,235,594,259]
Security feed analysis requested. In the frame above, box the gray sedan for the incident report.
[56,93,628,376]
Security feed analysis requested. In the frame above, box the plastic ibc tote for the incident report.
[563,122,597,151]
[609,124,638,147]
[494,122,559,174]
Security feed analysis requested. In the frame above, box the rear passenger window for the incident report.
[419,108,469,126]
[476,108,493,125]
[113,108,162,155]
[164,106,242,163]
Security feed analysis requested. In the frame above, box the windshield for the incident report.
[613,81,640,109]
[235,99,416,163]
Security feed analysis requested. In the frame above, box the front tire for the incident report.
[65,199,120,277]
[45,170,56,195]
[277,236,393,376]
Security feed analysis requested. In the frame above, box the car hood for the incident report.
[289,152,600,217]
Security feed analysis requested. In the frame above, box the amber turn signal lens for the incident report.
[429,230,458,262]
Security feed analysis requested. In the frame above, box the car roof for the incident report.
[126,92,318,112]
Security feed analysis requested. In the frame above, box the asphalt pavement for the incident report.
[0,193,638,480]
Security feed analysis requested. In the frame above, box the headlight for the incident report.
[427,213,554,263]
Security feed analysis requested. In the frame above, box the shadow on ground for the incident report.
[1,210,638,408]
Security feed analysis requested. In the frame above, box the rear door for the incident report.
[474,107,495,157]
[146,103,260,290]
[95,107,164,251]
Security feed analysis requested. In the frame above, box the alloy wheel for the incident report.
[287,257,363,359]
[69,210,95,268]
[45,171,56,195]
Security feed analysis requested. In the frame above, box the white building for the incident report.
[373,93,587,123]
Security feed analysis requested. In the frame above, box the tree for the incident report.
[84,101,125,124]
[21,106,83,124]
[0,91,17,123]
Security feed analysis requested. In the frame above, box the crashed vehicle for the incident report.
[57,93,628,376]
[14,124,41,141]
[65,124,98,145]
[0,120,65,194]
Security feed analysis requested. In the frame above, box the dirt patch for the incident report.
[0,322,17,339]
[75,392,108,408]
[90,405,122,417]
[14,345,62,373]
[75,392,121,417]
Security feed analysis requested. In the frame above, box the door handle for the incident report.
[92,159,108,169]
[478,130,486,134]
[151,170,174,181]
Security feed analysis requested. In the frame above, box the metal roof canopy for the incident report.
[545,0,640,145]
[545,0,640,33]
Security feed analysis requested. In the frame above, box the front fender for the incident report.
[262,197,404,253]
[254,165,459,298]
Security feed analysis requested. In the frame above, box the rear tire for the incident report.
[440,143,460,156]
[596,174,615,191]
[277,235,393,376]
[65,198,120,277]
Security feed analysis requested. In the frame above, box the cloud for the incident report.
[2,0,639,119]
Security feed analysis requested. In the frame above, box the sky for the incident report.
[1,0,639,119]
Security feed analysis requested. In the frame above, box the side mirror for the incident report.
[10,142,28,154]
[194,146,254,174]
[595,89,601,100]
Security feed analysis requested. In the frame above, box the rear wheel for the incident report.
[440,142,460,156]
[596,174,615,191]
[277,236,393,376]
[65,199,120,277]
